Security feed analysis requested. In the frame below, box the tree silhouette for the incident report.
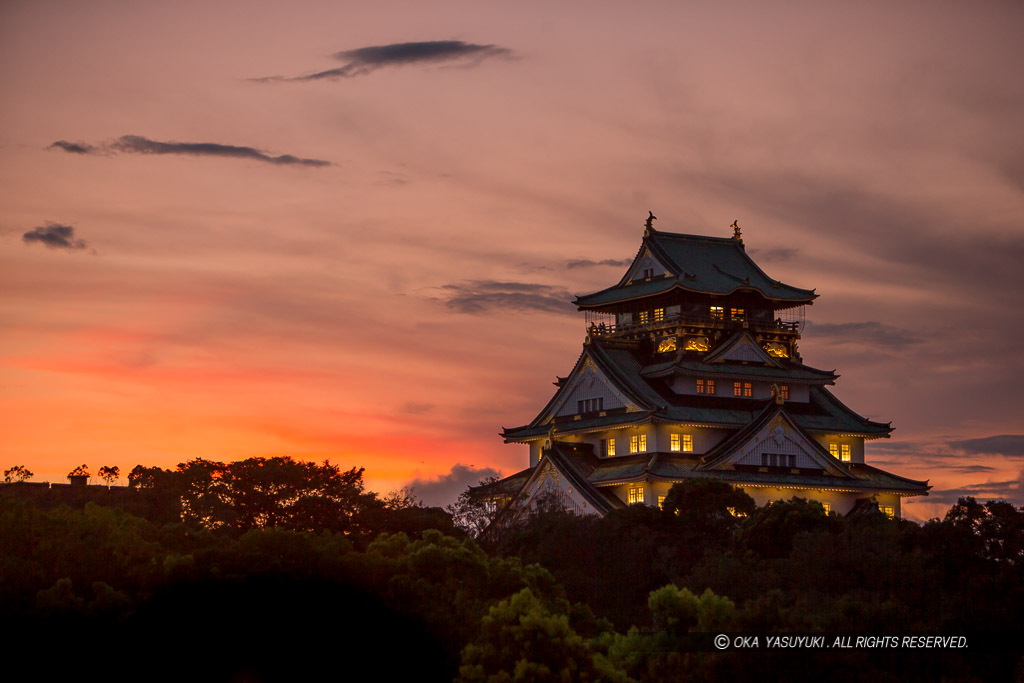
[97,466,120,486]
[3,465,33,483]
[67,464,90,480]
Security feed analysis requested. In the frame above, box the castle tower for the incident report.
[486,218,929,519]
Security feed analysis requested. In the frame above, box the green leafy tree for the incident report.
[735,496,840,558]
[3,465,33,483]
[125,456,377,537]
[943,496,1024,563]
[660,479,756,534]
[458,588,630,682]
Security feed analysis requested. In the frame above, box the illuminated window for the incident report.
[682,434,693,452]
[658,495,666,509]
[730,308,745,320]
[822,503,831,514]
[779,385,789,400]
[670,433,680,451]
[657,337,677,353]
[638,310,649,324]
[697,379,717,394]
[654,308,665,322]
[629,434,647,453]
[734,382,752,397]
[710,306,724,320]
[881,505,895,519]
[841,444,851,462]
[628,486,645,504]
[607,438,616,457]
[829,443,839,458]
[577,397,603,414]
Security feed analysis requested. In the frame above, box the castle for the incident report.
[482,216,929,518]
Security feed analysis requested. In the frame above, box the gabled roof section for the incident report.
[514,442,623,515]
[698,403,853,477]
[502,338,666,441]
[704,330,783,366]
[575,229,816,309]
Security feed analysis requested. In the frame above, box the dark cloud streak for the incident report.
[48,140,97,154]
[258,40,514,82]
[22,223,88,250]
[49,135,330,167]
[949,435,1024,457]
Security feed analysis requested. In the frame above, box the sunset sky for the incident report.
[2,0,1022,521]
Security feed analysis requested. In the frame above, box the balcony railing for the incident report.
[588,312,801,337]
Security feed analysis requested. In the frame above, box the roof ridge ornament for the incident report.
[644,211,657,237]
[731,219,743,245]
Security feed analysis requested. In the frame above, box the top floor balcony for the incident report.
[586,310,802,339]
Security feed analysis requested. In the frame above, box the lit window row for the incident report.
[709,306,745,320]
[828,443,851,462]
[577,397,604,414]
[630,434,647,453]
[601,438,616,457]
[880,505,895,519]
[733,382,753,397]
[696,379,716,394]
[635,308,667,325]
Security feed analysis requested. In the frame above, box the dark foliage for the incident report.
[4,474,1023,681]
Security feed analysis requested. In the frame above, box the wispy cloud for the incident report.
[49,135,330,167]
[804,320,924,349]
[48,140,98,154]
[747,247,798,262]
[22,223,88,251]
[257,40,514,82]
[949,434,1024,457]
[916,470,1024,505]
[565,258,632,269]
[399,401,435,415]
[406,463,502,508]
[439,280,575,315]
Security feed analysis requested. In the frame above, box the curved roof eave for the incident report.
[574,281,817,310]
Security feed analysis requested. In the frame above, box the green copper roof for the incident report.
[575,230,816,309]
